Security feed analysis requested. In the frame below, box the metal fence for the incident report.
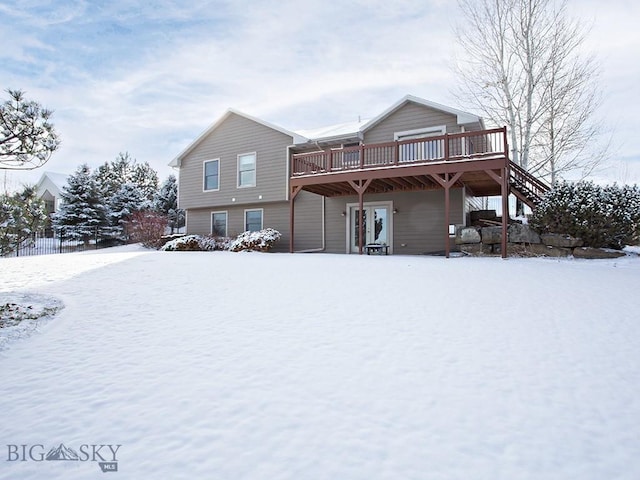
[3,227,124,258]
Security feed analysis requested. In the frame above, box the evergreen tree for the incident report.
[95,152,159,202]
[53,164,108,243]
[154,175,184,233]
[531,181,640,249]
[0,185,47,256]
[131,161,159,201]
[0,89,60,170]
[108,182,148,239]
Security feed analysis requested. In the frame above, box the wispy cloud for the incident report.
[0,0,638,187]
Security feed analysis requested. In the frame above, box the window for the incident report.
[238,153,256,187]
[211,211,228,237]
[245,209,263,232]
[204,159,220,191]
[395,126,446,162]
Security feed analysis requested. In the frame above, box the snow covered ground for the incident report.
[1,246,639,479]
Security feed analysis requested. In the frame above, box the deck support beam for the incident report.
[289,185,303,253]
[429,172,462,258]
[348,179,372,254]
[501,165,509,259]
[484,168,509,259]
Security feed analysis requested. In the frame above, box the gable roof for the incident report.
[362,94,484,133]
[292,95,484,146]
[169,108,308,168]
[35,171,69,193]
[170,95,485,166]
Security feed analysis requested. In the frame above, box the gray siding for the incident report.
[324,189,464,255]
[363,103,462,144]
[465,187,485,222]
[185,191,323,253]
[178,112,293,210]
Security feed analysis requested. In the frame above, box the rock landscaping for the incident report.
[455,224,627,258]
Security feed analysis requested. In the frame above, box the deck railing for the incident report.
[509,161,550,206]
[291,127,508,176]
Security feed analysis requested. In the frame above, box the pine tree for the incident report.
[0,185,47,256]
[53,164,108,243]
[154,175,184,233]
[108,182,148,239]
[95,152,159,202]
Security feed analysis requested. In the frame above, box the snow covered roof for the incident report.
[292,95,484,146]
[294,119,372,142]
[35,172,69,192]
[169,95,485,166]
[169,109,308,168]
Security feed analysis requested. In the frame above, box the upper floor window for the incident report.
[204,159,220,191]
[238,153,256,188]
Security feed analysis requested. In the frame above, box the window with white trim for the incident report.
[211,211,228,237]
[395,126,446,162]
[203,159,220,191]
[238,153,256,187]
[245,209,263,232]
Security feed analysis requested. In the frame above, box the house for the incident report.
[35,172,69,217]
[170,95,545,257]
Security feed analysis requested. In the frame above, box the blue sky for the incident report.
[1,0,639,190]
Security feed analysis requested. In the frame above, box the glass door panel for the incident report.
[350,205,390,253]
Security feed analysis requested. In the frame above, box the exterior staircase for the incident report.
[509,161,550,209]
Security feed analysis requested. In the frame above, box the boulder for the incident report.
[572,247,626,259]
[508,223,541,244]
[540,233,584,248]
[527,243,572,257]
[455,226,481,245]
[493,243,530,256]
[460,243,493,256]
[481,226,503,244]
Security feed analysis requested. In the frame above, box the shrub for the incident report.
[160,235,232,251]
[126,210,168,248]
[229,228,281,252]
[530,181,640,249]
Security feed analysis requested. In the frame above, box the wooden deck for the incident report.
[288,126,548,257]
[290,128,509,197]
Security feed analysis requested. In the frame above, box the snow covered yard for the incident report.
[1,246,639,480]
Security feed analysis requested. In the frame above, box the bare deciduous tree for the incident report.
[0,89,60,170]
[454,0,608,186]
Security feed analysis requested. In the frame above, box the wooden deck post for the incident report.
[484,166,510,259]
[444,173,450,258]
[501,164,509,259]
[289,186,303,253]
[358,189,364,254]
[347,179,372,255]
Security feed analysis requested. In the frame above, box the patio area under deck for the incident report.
[288,127,511,258]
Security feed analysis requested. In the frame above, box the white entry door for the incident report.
[349,204,391,253]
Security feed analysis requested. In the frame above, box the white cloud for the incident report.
[2,0,639,189]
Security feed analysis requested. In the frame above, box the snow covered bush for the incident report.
[160,235,231,251]
[229,228,281,252]
[531,181,640,249]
